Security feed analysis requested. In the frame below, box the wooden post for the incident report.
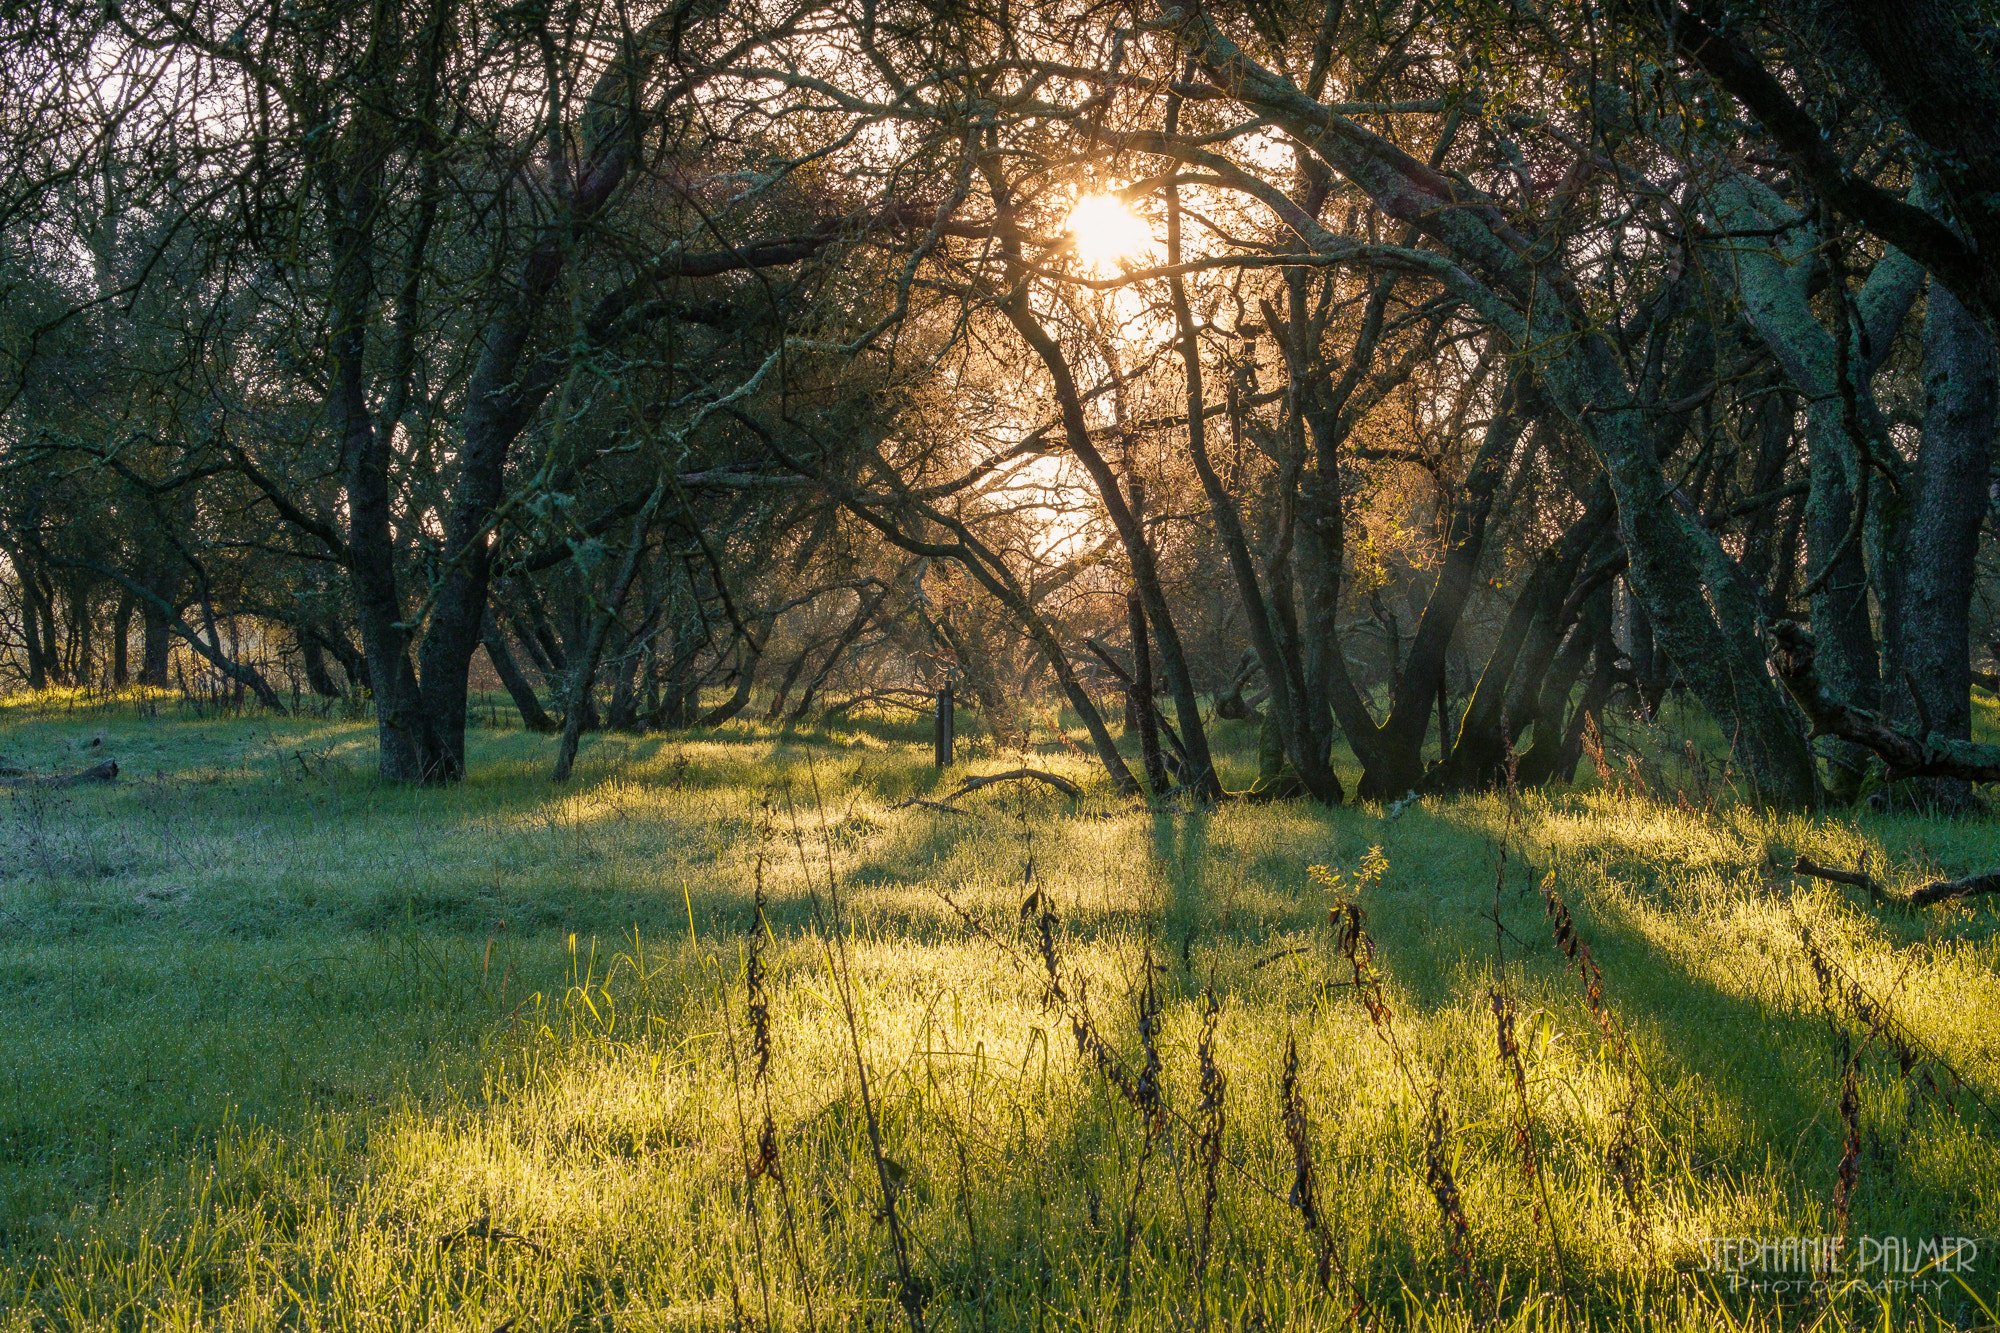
[934,681,955,768]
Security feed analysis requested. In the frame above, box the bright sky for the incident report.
[1065,195,1156,274]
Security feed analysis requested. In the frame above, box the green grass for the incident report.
[1,690,1998,1330]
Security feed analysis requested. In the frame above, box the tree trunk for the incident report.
[483,616,557,732]
[1891,283,1997,806]
[933,682,955,768]
[20,556,49,689]
[139,599,172,686]
[697,615,773,728]
[1802,395,1880,800]
[70,581,92,687]
[1349,379,1533,800]
[1704,177,1922,799]
[604,631,643,731]
[1128,585,1170,795]
[763,644,815,722]
[1739,384,1798,600]
[1167,184,1340,802]
[1517,583,1615,786]
[112,590,132,687]
[301,638,340,697]
[332,155,444,779]
[1627,596,1660,715]
[657,634,701,729]
[1000,223,1219,800]
[1433,487,1614,790]
[787,576,897,726]
[553,483,665,781]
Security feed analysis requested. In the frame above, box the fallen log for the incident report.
[0,760,118,788]
[1768,623,2000,783]
[944,767,1083,800]
[887,797,980,817]
[1793,855,1881,902]
[1909,872,2000,907]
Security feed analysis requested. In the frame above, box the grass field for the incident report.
[2,691,1998,1330]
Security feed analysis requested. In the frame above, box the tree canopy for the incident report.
[3,0,1996,808]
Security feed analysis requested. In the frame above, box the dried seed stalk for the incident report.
[1423,1079,1487,1299]
[1833,1040,1862,1241]
[745,800,815,1330]
[1117,948,1167,1307]
[1135,946,1165,1137]
[1489,988,1535,1178]
[1795,921,1986,1130]
[1541,875,1622,1056]
[1194,982,1225,1277]
[1280,1034,1333,1291]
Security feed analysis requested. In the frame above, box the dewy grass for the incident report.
[1,697,1997,1330]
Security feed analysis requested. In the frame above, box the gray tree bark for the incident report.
[1892,284,1997,807]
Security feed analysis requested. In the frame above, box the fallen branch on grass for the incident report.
[1768,623,2000,783]
[1909,871,2000,907]
[0,760,118,788]
[1793,856,1881,901]
[887,797,981,817]
[1796,853,2000,909]
[945,768,1083,800]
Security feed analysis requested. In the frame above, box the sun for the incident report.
[1065,194,1153,272]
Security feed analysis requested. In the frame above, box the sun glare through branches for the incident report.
[1064,194,1153,273]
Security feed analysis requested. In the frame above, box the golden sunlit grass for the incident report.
[0,691,1997,1329]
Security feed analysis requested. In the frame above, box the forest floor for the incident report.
[1,691,1998,1331]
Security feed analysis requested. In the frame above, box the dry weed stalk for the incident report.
[1623,752,1648,803]
[785,769,927,1333]
[1422,1077,1485,1299]
[1541,875,1622,1057]
[1490,990,1535,1177]
[1581,714,1614,785]
[1023,886,1142,1112]
[718,829,777,1331]
[1604,1081,1648,1225]
[1116,948,1168,1308]
[1193,981,1225,1284]
[1023,886,1069,1010]
[744,878,787,1196]
[1317,856,1483,1304]
[721,797,817,1332]
[1135,946,1166,1137]
[1490,985,1570,1279]
[1794,920,1989,1127]
[1540,875,1654,1252]
[1313,854,1392,1021]
[1501,716,1522,812]
[1796,922,1907,1254]
[1832,1038,1862,1241]
[1281,1033,1356,1303]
